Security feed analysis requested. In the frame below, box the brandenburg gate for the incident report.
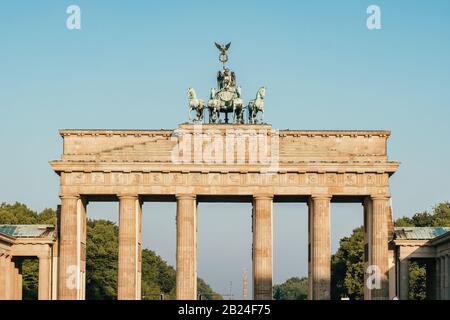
[50,43,399,300]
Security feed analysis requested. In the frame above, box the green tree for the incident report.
[430,202,450,227]
[0,202,56,225]
[273,277,308,300]
[331,226,364,300]
[85,219,118,299]
[408,261,427,300]
[198,278,223,300]
[21,259,39,300]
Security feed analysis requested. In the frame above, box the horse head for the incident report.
[258,87,266,99]
[187,87,195,99]
[210,88,216,99]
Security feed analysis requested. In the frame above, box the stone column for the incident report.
[252,195,273,300]
[16,267,22,300]
[440,257,445,300]
[447,255,450,300]
[38,256,52,300]
[308,195,331,300]
[79,199,87,300]
[11,261,17,300]
[51,246,58,300]
[363,198,371,300]
[0,255,14,300]
[58,195,85,300]
[441,255,450,300]
[436,257,441,300]
[176,194,197,300]
[399,259,409,300]
[368,195,390,300]
[444,255,449,300]
[118,194,142,300]
[6,257,15,300]
[12,258,22,300]
[0,255,6,300]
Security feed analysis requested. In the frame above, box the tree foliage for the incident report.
[331,226,365,300]
[395,202,450,228]
[408,261,427,300]
[0,202,56,225]
[273,277,308,300]
[0,202,220,300]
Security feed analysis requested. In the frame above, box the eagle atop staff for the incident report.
[215,42,231,65]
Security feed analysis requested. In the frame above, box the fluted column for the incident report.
[38,256,52,300]
[11,261,18,300]
[308,195,331,300]
[176,194,197,300]
[0,254,8,300]
[16,266,22,300]
[444,256,449,300]
[0,255,15,300]
[12,258,22,300]
[118,194,142,300]
[436,257,441,300]
[0,253,6,300]
[369,195,390,300]
[399,259,409,300]
[51,245,58,300]
[58,195,86,299]
[439,256,447,300]
[252,195,273,300]
[6,258,15,300]
[363,198,372,299]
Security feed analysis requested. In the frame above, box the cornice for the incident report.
[50,160,399,174]
[58,128,391,138]
[59,129,173,138]
[278,130,391,138]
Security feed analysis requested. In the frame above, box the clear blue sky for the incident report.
[1,1,450,298]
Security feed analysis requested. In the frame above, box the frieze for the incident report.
[63,170,389,188]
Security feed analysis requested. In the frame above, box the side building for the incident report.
[0,225,58,300]
[393,227,450,300]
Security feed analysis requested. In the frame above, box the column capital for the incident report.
[370,195,390,201]
[117,194,139,200]
[311,194,332,201]
[176,194,196,200]
[253,194,273,201]
[59,194,80,200]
